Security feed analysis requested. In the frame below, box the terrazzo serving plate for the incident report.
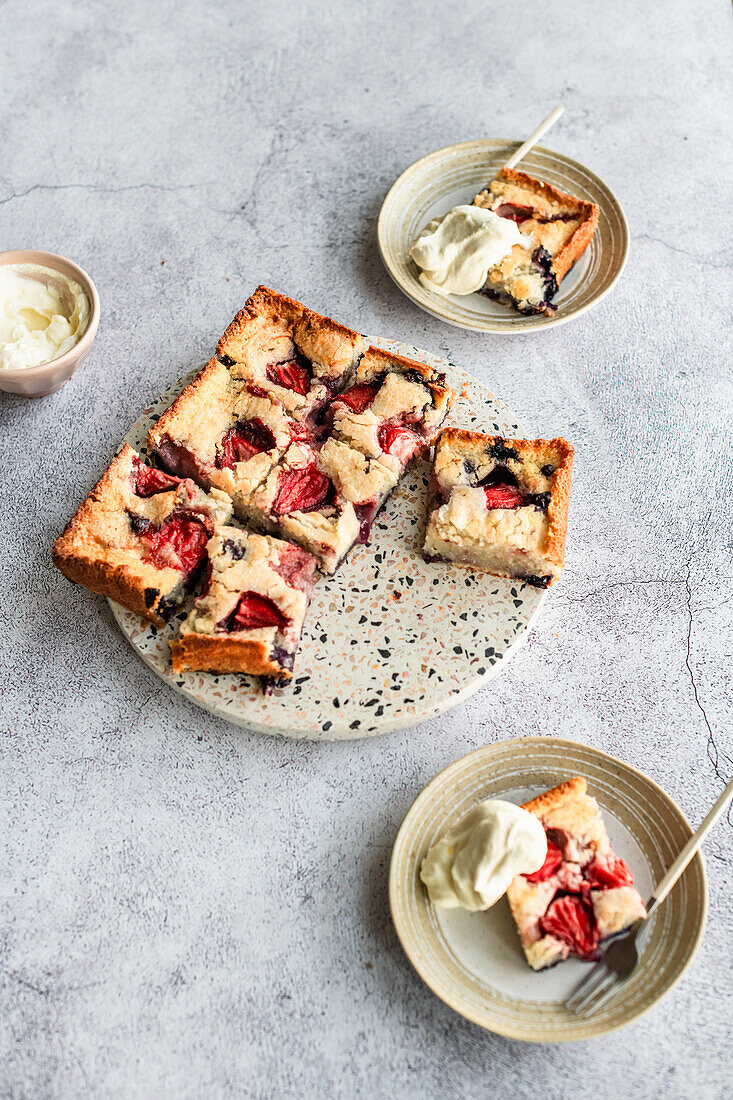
[378,139,628,333]
[389,738,708,1041]
[110,338,548,740]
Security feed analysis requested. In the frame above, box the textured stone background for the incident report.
[1,1,731,1096]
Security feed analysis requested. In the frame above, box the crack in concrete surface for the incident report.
[0,182,211,207]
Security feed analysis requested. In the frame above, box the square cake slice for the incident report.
[53,443,232,626]
[148,357,305,517]
[506,778,647,971]
[170,526,317,683]
[472,168,599,315]
[245,440,396,575]
[327,345,453,475]
[423,429,573,588]
[215,286,367,424]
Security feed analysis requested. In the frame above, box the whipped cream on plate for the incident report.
[0,263,90,371]
[419,798,547,911]
[409,205,534,297]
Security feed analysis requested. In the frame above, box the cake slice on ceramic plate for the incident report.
[215,285,368,426]
[423,428,573,588]
[53,443,232,626]
[473,168,599,315]
[506,778,647,971]
[170,526,317,683]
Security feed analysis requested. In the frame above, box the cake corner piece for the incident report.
[423,428,574,589]
[170,526,317,683]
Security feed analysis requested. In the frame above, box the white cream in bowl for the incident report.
[0,263,91,371]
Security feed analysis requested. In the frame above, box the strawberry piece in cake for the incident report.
[215,286,367,425]
[329,345,453,477]
[472,168,599,315]
[53,443,232,626]
[244,441,395,574]
[423,428,574,588]
[170,526,317,682]
[506,778,646,971]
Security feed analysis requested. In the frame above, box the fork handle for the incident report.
[647,775,733,912]
[502,106,564,171]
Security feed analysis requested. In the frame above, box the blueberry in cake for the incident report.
[170,526,317,682]
[53,443,233,626]
[506,779,647,971]
[215,285,368,426]
[423,428,573,588]
[472,168,599,315]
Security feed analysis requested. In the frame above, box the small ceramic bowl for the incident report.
[0,249,100,397]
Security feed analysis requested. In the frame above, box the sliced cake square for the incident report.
[327,345,453,474]
[53,443,232,626]
[148,357,305,516]
[473,168,599,315]
[215,286,367,424]
[243,440,397,575]
[170,526,317,682]
[423,429,573,588]
[506,778,647,971]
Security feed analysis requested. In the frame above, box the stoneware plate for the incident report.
[378,139,628,333]
[110,339,547,740]
[389,737,708,1041]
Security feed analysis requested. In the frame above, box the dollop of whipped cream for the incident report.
[409,205,534,297]
[0,263,90,371]
[419,799,547,911]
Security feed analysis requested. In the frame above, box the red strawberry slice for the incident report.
[483,483,524,509]
[378,423,422,464]
[216,420,276,469]
[585,854,635,890]
[221,591,289,632]
[266,359,311,396]
[145,515,209,574]
[523,840,563,883]
[134,462,181,498]
[495,202,536,224]
[539,895,599,958]
[333,383,378,414]
[272,464,333,515]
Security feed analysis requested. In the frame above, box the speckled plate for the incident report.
[111,338,547,740]
[378,139,628,333]
[389,738,708,1041]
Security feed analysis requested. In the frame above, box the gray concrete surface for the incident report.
[1,1,732,1096]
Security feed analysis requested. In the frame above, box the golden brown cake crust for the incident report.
[216,285,366,369]
[495,168,599,282]
[521,776,587,816]
[148,357,224,452]
[53,444,171,627]
[170,634,289,678]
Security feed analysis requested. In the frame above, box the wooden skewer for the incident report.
[502,105,564,171]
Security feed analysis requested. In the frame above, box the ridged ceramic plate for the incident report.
[110,339,547,740]
[389,738,708,1041]
[378,139,628,333]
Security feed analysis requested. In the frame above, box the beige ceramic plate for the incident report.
[110,339,547,740]
[378,139,629,333]
[390,737,708,1041]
